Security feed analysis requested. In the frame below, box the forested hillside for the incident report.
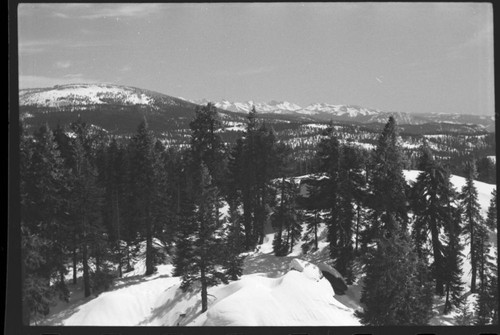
[20,103,497,326]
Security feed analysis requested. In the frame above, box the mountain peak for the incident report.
[19,83,178,108]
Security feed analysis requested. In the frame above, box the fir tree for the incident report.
[299,178,324,254]
[128,118,159,276]
[272,144,302,256]
[102,138,127,277]
[335,144,366,283]
[231,107,282,250]
[315,125,342,260]
[180,164,229,313]
[20,123,70,323]
[358,117,432,325]
[366,117,409,238]
[442,186,465,314]
[485,189,497,230]
[189,102,226,186]
[454,300,475,325]
[222,201,246,280]
[68,121,105,297]
[356,230,433,325]
[410,144,453,295]
[474,192,497,325]
[459,160,482,293]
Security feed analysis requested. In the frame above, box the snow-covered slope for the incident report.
[203,269,359,326]
[21,84,151,107]
[19,83,186,109]
[404,170,496,216]
[37,170,495,327]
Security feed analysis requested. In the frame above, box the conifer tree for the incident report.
[459,160,483,293]
[410,144,453,295]
[474,191,497,325]
[189,103,226,186]
[454,301,475,325]
[21,123,70,323]
[223,201,246,280]
[240,111,259,250]
[53,124,80,284]
[335,144,366,283]
[485,189,497,230]
[102,138,127,277]
[128,118,159,276]
[232,107,281,250]
[365,117,409,239]
[68,120,105,297]
[474,223,493,324]
[253,123,280,245]
[271,177,302,255]
[178,104,240,313]
[315,125,341,259]
[442,187,464,314]
[358,117,432,325]
[316,125,365,282]
[180,164,229,313]
[356,230,433,325]
[299,179,325,254]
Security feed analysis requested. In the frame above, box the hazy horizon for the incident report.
[18,3,494,115]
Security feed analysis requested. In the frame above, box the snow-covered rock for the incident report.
[317,263,348,295]
[288,259,323,282]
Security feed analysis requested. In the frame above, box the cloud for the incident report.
[19,74,98,89]
[49,3,163,20]
[18,39,62,55]
[19,38,113,56]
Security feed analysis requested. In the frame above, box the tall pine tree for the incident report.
[410,143,457,296]
[128,118,160,276]
[20,123,69,323]
[357,117,433,325]
[459,160,482,293]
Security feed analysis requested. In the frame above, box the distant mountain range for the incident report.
[189,98,495,132]
[18,83,495,134]
[17,84,496,174]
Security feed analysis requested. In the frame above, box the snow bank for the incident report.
[59,264,179,326]
[203,269,360,326]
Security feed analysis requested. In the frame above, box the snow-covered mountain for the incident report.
[18,83,494,132]
[191,98,495,130]
[19,83,184,109]
[191,99,303,114]
[192,99,383,117]
[18,83,217,134]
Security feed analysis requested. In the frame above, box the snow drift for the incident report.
[203,259,359,326]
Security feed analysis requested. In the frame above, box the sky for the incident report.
[17,3,494,115]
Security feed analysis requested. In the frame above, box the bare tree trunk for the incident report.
[115,195,123,278]
[82,243,91,297]
[314,211,318,250]
[200,263,208,313]
[145,213,154,276]
[72,244,78,284]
